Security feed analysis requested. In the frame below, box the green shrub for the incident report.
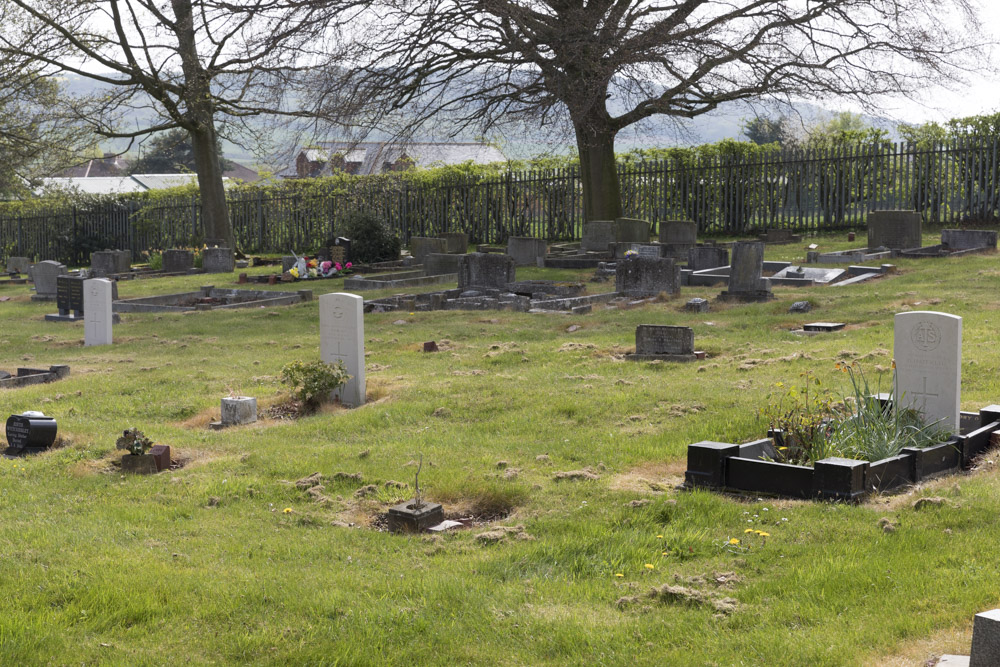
[148,252,163,270]
[280,360,351,411]
[338,211,401,263]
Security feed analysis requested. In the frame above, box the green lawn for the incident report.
[0,231,998,665]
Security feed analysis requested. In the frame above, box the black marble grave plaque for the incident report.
[56,275,84,316]
[5,413,57,454]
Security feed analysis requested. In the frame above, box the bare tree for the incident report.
[345,0,987,222]
[0,0,357,248]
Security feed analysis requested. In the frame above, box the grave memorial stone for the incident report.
[4,411,57,455]
[319,293,366,407]
[6,257,30,275]
[615,218,651,244]
[687,246,729,272]
[162,249,195,273]
[203,247,235,273]
[719,241,773,302]
[45,275,87,322]
[615,256,680,297]
[410,237,448,265]
[440,232,469,254]
[92,250,131,277]
[506,237,548,266]
[627,325,696,361]
[659,220,697,259]
[423,253,462,276]
[84,278,113,347]
[581,220,615,252]
[971,609,1000,667]
[457,253,516,290]
[894,311,962,433]
[941,229,998,251]
[30,260,67,301]
[868,210,922,250]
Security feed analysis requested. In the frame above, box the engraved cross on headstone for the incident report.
[909,376,939,411]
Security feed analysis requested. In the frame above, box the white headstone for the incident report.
[319,292,365,407]
[893,311,961,433]
[83,278,113,347]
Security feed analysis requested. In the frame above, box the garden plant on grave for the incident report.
[116,428,160,475]
[279,360,351,414]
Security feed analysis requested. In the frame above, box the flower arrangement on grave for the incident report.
[116,428,154,456]
[760,362,951,466]
[287,257,353,280]
[279,359,351,412]
[624,249,639,258]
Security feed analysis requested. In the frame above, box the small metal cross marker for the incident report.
[910,376,939,410]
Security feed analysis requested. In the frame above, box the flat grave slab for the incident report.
[0,365,70,389]
[113,286,310,313]
[803,322,846,332]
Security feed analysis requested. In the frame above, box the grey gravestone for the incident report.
[457,253,515,290]
[30,260,67,301]
[720,242,772,301]
[410,237,448,265]
[319,292,366,407]
[762,229,795,243]
[423,253,462,276]
[220,397,257,426]
[281,255,297,272]
[971,609,1000,667]
[615,256,680,297]
[686,298,709,313]
[581,221,615,252]
[162,249,194,273]
[894,311,962,434]
[84,278,113,347]
[6,257,30,274]
[90,251,118,277]
[615,218,650,244]
[868,210,922,250]
[203,247,234,273]
[772,265,845,284]
[506,237,547,266]
[687,246,729,272]
[659,220,697,245]
[942,229,997,250]
[789,301,812,313]
[628,325,695,361]
[113,250,131,273]
[440,232,469,254]
[635,245,662,259]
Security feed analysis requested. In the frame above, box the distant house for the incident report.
[55,153,131,178]
[39,174,232,195]
[280,141,507,178]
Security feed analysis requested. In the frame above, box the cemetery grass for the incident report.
[1,241,1000,665]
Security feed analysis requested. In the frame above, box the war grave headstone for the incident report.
[457,253,515,290]
[718,241,773,302]
[162,249,195,273]
[410,237,448,265]
[615,256,680,298]
[30,260,67,301]
[4,411,57,456]
[506,237,547,266]
[84,278,113,347]
[440,232,468,254]
[203,247,235,273]
[687,246,729,272]
[626,325,698,361]
[894,311,962,434]
[581,220,616,252]
[319,292,366,407]
[868,210,922,250]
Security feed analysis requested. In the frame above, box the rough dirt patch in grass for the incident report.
[553,467,600,481]
[475,524,535,544]
[861,625,971,667]
[609,460,686,495]
[616,583,740,615]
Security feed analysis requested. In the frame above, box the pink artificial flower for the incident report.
[334,262,342,271]
[345,262,352,269]
[320,261,332,272]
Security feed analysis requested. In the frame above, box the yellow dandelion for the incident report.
[744,528,755,533]
[656,534,663,539]
[644,563,655,570]
[728,538,739,545]
[283,507,293,514]
[661,551,668,556]
[615,573,624,577]
[757,531,770,537]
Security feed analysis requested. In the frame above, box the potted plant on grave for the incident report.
[116,428,158,474]
[279,360,351,414]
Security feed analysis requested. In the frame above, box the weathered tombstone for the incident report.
[581,220,615,253]
[660,220,698,245]
[762,229,795,243]
[5,257,30,274]
[440,232,469,254]
[203,247,235,273]
[220,396,257,426]
[506,237,547,266]
[281,255,297,272]
[687,246,729,272]
[409,237,448,265]
[868,210,922,250]
[457,253,515,290]
[894,311,961,433]
[628,325,695,361]
[83,278,113,347]
[971,609,1000,667]
[719,241,772,301]
[329,236,352,263]
[686,298,710,313]
[30,260,67,301]
[162,249,195,273]
[319,293,366,407]
[615,256,680,297]
[113,250,132,274]
[941,229,997,251]
[423,253,462,276]
[615,217,650,244]
[91,251,118,277]
[4,412,57,455]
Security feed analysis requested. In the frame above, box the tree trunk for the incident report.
[189,121,234,249]
[575,120,622,222]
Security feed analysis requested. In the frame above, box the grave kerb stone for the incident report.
[893,311,961,433]
[319,292,366,407]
